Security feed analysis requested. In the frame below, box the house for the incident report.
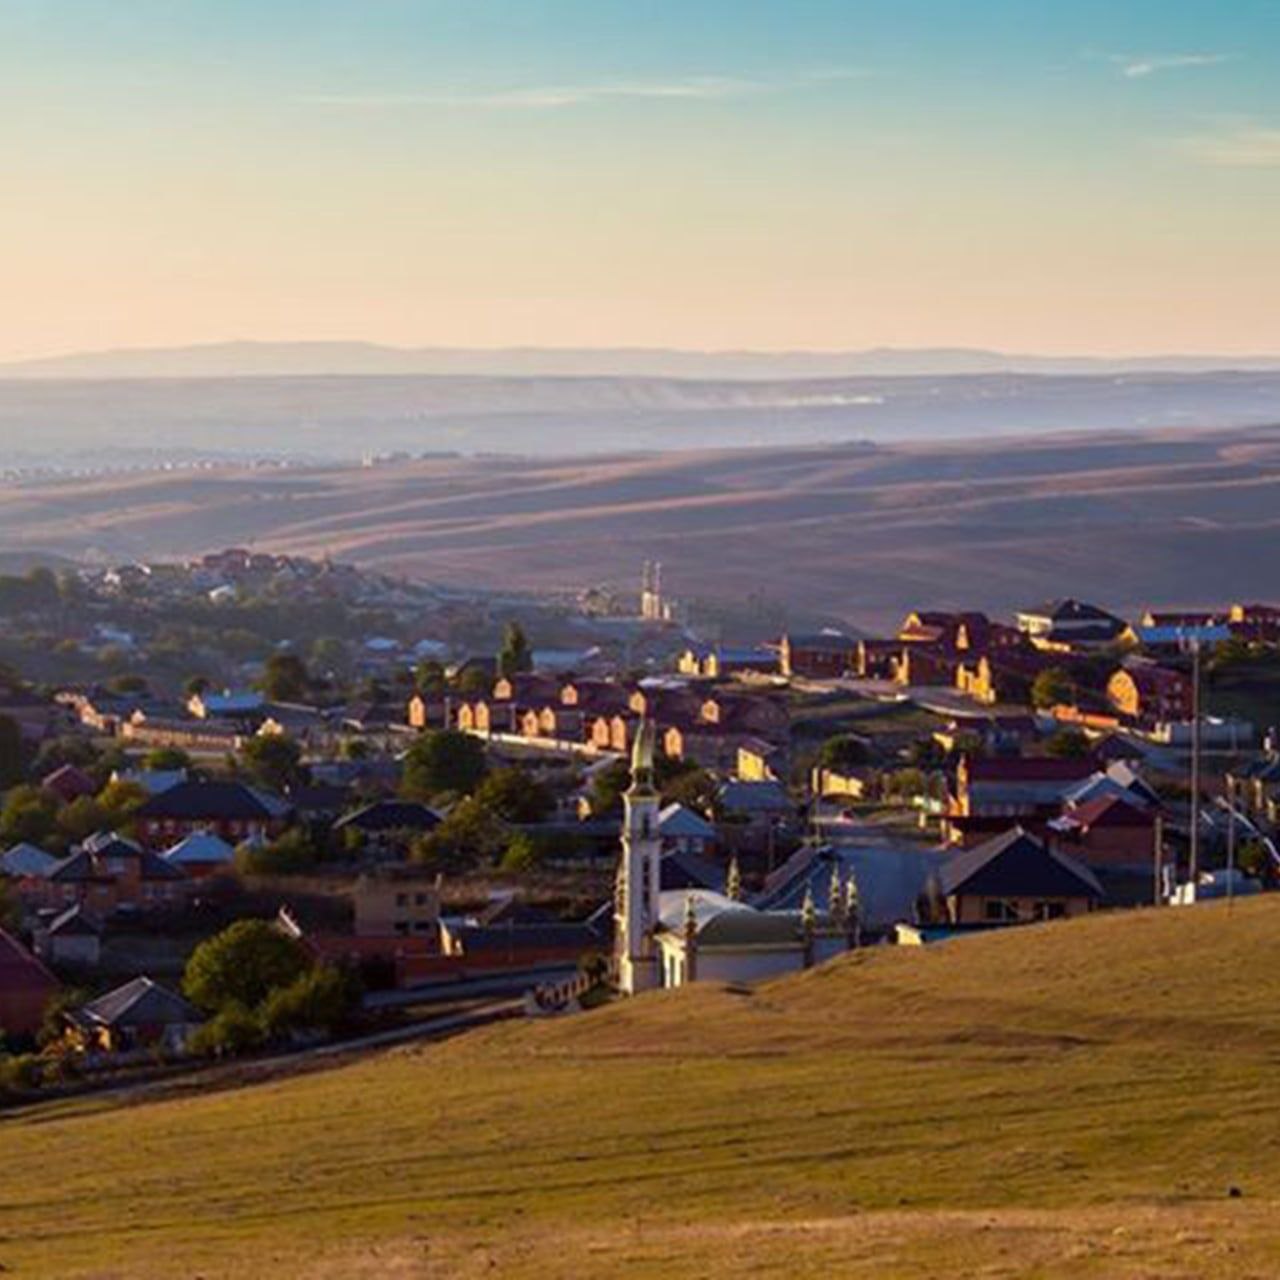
[810,765,872,801]
[133,780,292,849]
[677,645,777,680]
[161,831,236,878]
[41,764,97,805]
[187,689,265,721]
[352,867,442,938]
[657,803,716,857]
[120,713,244,754]
[1016,599,1126,652]
[945,754,1100,845]
[37,831,188,914]
[0,927,59,1039]
[1228,602,1280,644]
[334,800,442,853]
[65,976,205,1055]
[1125,622,1232,653]
[1107,665,1193,724]
[736,737,784,782]
[1048,792,1158,871]
[933,827,1103,925]
[716,779,792,821]
[111,767,187,796]
[778,632,858,679]
[32,903,103,968]
[439,919,602,967]
[1,842,60,880]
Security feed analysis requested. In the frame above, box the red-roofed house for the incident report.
[1107,665,1192,724]
[1049,792,1159,869]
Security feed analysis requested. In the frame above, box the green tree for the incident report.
[234,828,318,876]
[240,734,305,792]
[189,1001,265,1057]
[1044,728,1090,759]
[55,795,109,844]
[183,920,311,1014]
[500,831,546,873]
[1031,667,1075,710]
[414,659,447,697]
[259,965,356,1040]
[475,767,554,823]
[401,730,487,800]
[144,747,192,772]
[97,779,148,830]
[184,674,212,698]
[411,797,505,873]
[0,784,58,846]
[454,664,492,697]
[260,652,310,702]
[818,734,870,771]
[588,759,631,818]
[497,622,533,678]
[106,673,149,696]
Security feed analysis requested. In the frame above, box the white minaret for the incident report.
[615,718,662,994]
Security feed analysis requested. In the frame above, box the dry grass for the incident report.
[1,898,1279,1277]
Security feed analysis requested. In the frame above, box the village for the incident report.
[0,549,1278,1097]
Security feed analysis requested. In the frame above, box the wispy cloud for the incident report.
[1106,52,1230,79]
[1176,119,1280,167]
[303,69,866,111]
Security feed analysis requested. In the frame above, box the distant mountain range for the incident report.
[4,340,1280,381]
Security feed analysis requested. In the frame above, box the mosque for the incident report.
[614,720,853,994]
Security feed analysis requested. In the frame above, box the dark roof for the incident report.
[334,800,442,834]
[783,632,857,653]
[1023,598,1122,625]
[450,922,600,955]
[0,927,57,1000]
[475,896,556,927]
[659,846,724,892]
[47,903,104,936]
[76,976,204,1029]
[939,828,1103,899]
[965,756,1099,783]
[136,780,291,821]
[50,832,186,883]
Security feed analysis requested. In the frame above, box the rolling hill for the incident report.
[2,425,1280,628]
[2,898,1278,1277]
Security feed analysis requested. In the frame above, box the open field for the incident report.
[2,897,1279,1277]
[2,423,1280,629]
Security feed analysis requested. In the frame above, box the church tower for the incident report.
[615,718,662,994]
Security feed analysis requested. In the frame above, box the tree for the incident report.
[190,1001,265,1058]
[411,797,506,873]
[56,796,109,844]
[500,831,545,873]
[413,659,446,697]
[0,714,25,789]
[661,765,716,814]
[455,665,492,697]
[588,759,631,818]
[258,965,356,1040]
[183,920,311,1014]
[818,734,870,771]
[401,730,487,800]
[1044,728,1090,759]
[240,734,305,792]
[106,673,149,696]
[144,747,192,772]
[184,674,212,698]
[1031,667,1075,710]
[96,779,148,829]
[497,622,533,679]
[475,767,554,823]
[260,652,310,702]
[234,828,318,876]
[0,784,58,846]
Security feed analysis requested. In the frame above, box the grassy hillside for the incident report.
[2,899,1280,1277]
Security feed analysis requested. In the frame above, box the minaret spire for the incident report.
[615,716,662,994]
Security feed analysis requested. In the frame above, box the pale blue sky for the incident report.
[2,0,1278,358]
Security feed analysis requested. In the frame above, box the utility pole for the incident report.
[1153,811,1164,907]
[1226,773,1237,911]
[1188,634,1202,887]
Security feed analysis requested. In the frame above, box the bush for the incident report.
[190,1001,265,1058]
[401,730,488,800]
[259,966,357,1041]
[500,831,546,873]
[475,767,554,823]
[234,828,318,876]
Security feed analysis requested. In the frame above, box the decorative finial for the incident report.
[801,884,816,936]
[628,717,657,795]
[725,856,742,901]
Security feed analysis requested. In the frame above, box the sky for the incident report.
[2,0,1279,360]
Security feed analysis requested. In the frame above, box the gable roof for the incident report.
[46,903,104,936]
[658,802,716,840]
[76,976,204,1029]
[717,779,791,815]
[334,800,442,834]
[939,827,1103,899]
[1,842,60,879]
[0,927,58,1003]
[162,831,235,867]
[50,832,187,883]
[135,780,292,821]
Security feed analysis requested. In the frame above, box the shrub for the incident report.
[190,1001,265,1058]
[183,919,311,1013]
[259,966,356,1041]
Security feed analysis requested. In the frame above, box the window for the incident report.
[984,899,1019,922]
[414,893,427,906]
[394,921,409,935]
[395,892,408,907]
[1034,901,1066,921]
